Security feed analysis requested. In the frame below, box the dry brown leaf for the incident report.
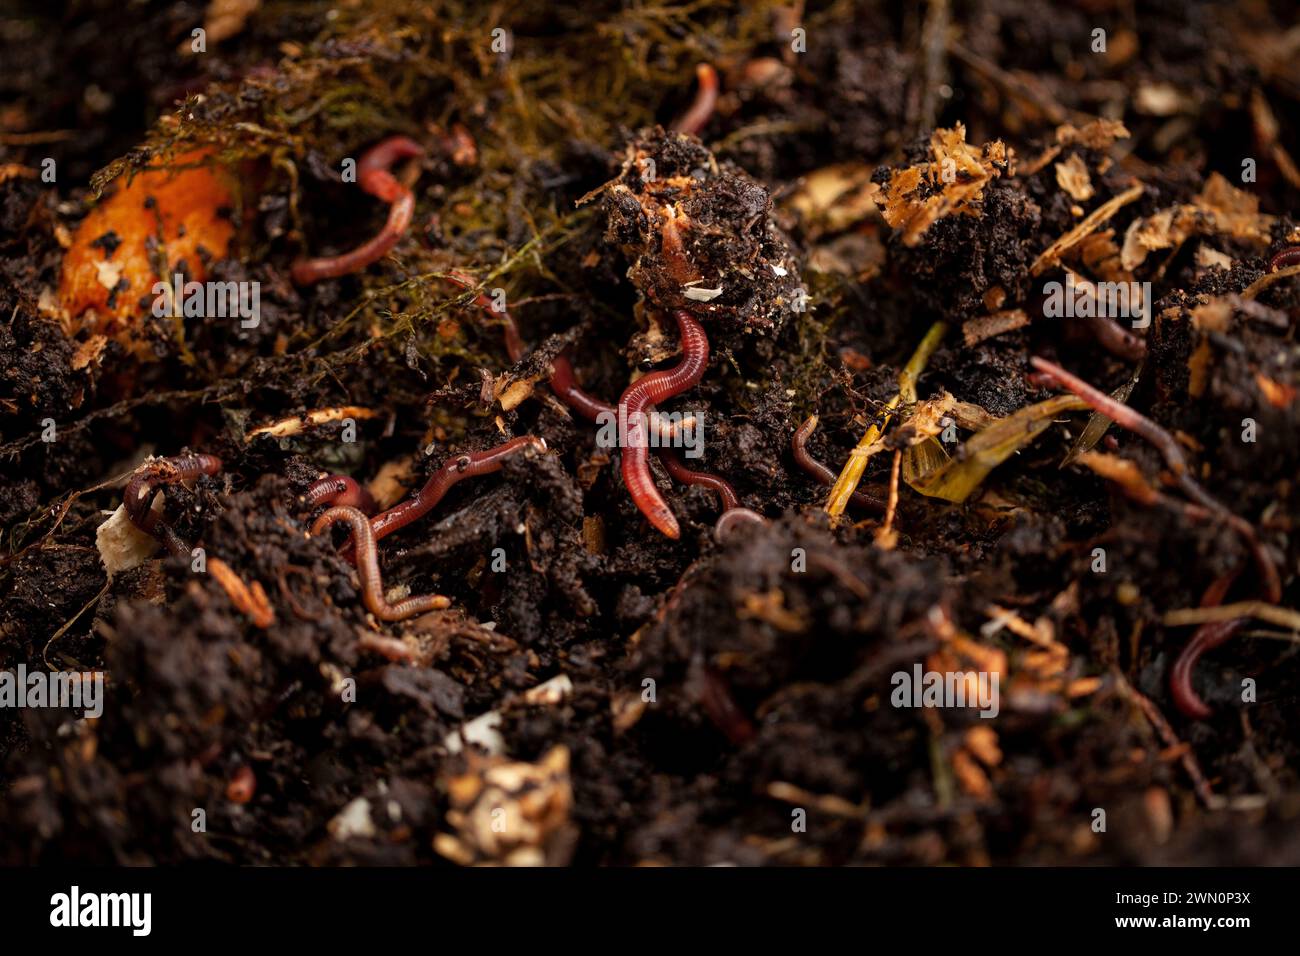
[1054,154,1094,201]
[1075,450,1160,505]
[877,124,1012,246]
[1120,173,1274,271]
[788,163,880,236]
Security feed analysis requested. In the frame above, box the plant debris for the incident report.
[2,0,1299,868]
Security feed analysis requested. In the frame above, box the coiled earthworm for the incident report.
[368,435,547,543]
[311,505,451,621]
[658,448,739,511]
[1169,572,1240,720]
[123,453,223,555]
[617,310,710,539]
[291,135,423,285]
[672,63,719,137]
[714,507,769,543]
[1269,246,1300,272]
[444,270,690,439]
[791,416,886,512]
[301,474,377,515]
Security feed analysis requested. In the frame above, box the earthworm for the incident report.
[617,310,710,538]
[1080,315,1146,362]
[658,448,739,511]
[276,565,323,622]
[549,353,623,423]
[1268,246,1300,272]
[694,660,755,745]
[444,270,689,438]
[445,269,611,421]
[368,435,547,544]
[714,507,769,543]
[301,474,377,515]
[1030,356,1280,602]
[311,505,451,621]
[791,416,886,512]
[672,63,719,137]
[1034,355,1283,720]
[123,453,223,555]
[291,135,423,285]
[1169,572,1240,720]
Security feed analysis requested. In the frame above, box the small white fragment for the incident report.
[522,674,573,706]
[444,674,573,755]
[94,258,124,292]
[95,503,160,576]
[771,263,788,277]
[445,711,504,756]
[683,286,723,302]
[328,797,377,841]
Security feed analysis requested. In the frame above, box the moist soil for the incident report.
[1,0,1298,865]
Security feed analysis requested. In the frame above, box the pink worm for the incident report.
[123,453,223,556]
[616,310,710,539]
[291,136,423,285]
[444,270,689,438]
[672,64,719,137]
[302,475,378,515]
[368,436,546,544]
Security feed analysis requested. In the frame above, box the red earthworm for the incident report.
[1080,315,1146,362]
[1268,246,1300,272]
[1030,356,1280,603]
[444,270,527,361]
[301,474,377,516]
[276,565,323,623]
[311,505,451,621]
[657,448,739,511]
[123,453,223,556]
[1030,358,1195,487]
[549,353,622,423]
[695,660,755,745]
[291,135,423,285]
[368,436,547,544]
[1169,572,1240,720]
[444,270,690,438]
[714,506,769,543]
[672,63,720,137]
[445,269,607,420]
[617,310,710,539]
[791,416,886,512]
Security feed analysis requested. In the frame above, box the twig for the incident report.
[1164,601,1300,632]
[1031,356,1280,603]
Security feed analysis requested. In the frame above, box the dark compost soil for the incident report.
[1,0,1299,866]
